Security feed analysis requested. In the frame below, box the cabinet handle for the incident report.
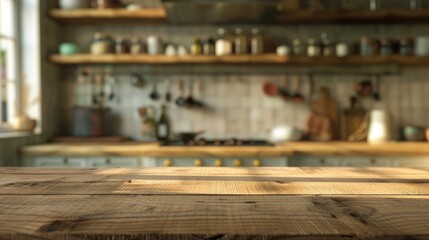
[106,158,111,164]
[63,158,69,164]
[253,160,261,167]
[320,159,326,165]
[215,159,223,167]
[164,159,173,167]
[194,159,203,167]
[370,158,376,164]
[233,159,242,167]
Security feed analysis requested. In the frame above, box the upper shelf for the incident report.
[49,8,167,24]
[49,54,429,66]
[49,8,429,24]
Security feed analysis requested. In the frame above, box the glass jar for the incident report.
[130,37,143,54]
[292,39,305,56]
[215,28,233,56]
[369,0,381,11]
[191,37,202,56]
[379,38,393,56]
[321,33,335,57]
[307,39,322,57]
[203,37,215,55]
[90,32,113,55]
[250,28,264,55]
[360,36,378,56]
[336,42,350,57]
[115,37,130,54]
[234,28,248,55]
[399,37,414,56]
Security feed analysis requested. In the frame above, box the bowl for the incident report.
[59,43,80,56]
[269,126,303,144]
[402,126,426,142]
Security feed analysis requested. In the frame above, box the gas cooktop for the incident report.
[161,139,273,147]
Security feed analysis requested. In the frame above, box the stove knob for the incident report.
[233,159,242,167]
[163,159,173,167]
[253,159,261,167]
[194,159,203,167]
[215,159,223,167]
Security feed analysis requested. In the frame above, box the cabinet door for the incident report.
[392,157,429,168]
[141,157,157,168]
[34,158,86,168]
[88,158,139,168]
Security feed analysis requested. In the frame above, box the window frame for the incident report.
[0,0,22,126]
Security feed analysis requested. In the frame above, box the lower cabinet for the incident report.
[32,158,87,168]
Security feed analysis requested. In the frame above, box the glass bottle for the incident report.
[321,33,335,57]
[215,28,232,56]
[191,37,203,56]
[157,105,170,142]
[203,37,215,55]
[307,39,322,57]
[234,28,248,55]
[292,39,305,56]
[115,37,130,54]
[141,107,157,142]
[250,28,264,55]
[130,37,143,55]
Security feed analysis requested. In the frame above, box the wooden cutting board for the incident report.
[342,97,366,140]
[309,87,339,140]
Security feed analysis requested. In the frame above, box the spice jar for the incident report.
[130,37,144,54]
[234,28,248,55]
[250,28,263,55]
[147,35,163,55]
[336,42,350,57]
[292,39,305,56]
[360,36,379,56]
[203,37,215,55]
[321,33,335,57]
[399,37,414,56]
[379,38,393,56]
[191,37,202,56]
[216,28,233,56]
[307,39,322,57]
[115,37,130,54]
[90,32,113,55]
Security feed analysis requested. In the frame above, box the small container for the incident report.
[336,42,350,57]
[379,37,393,56]
[59,43,80,56]
[147,35,163,55]
[90,32,113,55]
[399,37,414,56]
[307,39,322,57]
[216,28,233,56]
[191,37,202,56]
[165,44,177,56]
[203,37,215,55]
[292,39,305,56]
[321,33,335,57]
[234,28,248,55]
[415,36,429,57]
[369,0,381,11]
[250,28,264,55]
[276,44,291,56]
[130,37,144,54]
[360,36,379,57]
[115,37,130,54]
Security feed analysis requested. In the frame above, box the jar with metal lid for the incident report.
[360,36,379,56]
[234,28,248,55]
[379,38,393,56]
[250,28,263,55]
[307,39,322,57]
[292,39,305,56]
[90,32,113,55]
[321,33,335,57]
[115,37,130,54]
[216,28,233,56]
[191,37,202,56]
[130,37,144,55]
[399,37,414,56]
[203,37,215,55]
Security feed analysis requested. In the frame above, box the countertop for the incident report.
[0,167,428,239]
[21,141,429,158]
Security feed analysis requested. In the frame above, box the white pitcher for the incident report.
[367,110,391,144]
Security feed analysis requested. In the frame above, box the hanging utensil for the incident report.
[278,75,290,101]
[262,82,278,97]
[175,79,186,107]
[165,79,172,102]
[130,73,145,88]
[292,75,305,103]
[193,79,204,108]
[149,80,160,101]
[186,79,195,107]
[373,75,381,101]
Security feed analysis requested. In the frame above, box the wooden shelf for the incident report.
[49,8,166,23]
[49,8,429,24]
[49,54,429,66]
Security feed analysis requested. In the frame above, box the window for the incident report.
[0,0,19,127]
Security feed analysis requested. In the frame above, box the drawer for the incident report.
[392,157,429,168]
[291,157,341,167]
[88,158,139,168]
[341,157,393,167]
[156,158,288,167]
[34,157,87,168]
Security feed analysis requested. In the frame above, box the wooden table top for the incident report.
[0,167,429,239]
[21,141,429,158]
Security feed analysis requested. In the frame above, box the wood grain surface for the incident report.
[20,142,429,157]
[0,167,428,239]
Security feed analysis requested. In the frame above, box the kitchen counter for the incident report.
[0,167,428,239]
[21,141,429,158]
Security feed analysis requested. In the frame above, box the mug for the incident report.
[367,110,391,144]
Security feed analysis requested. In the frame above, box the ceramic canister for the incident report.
[415,36,429,56]
[367,110,391,144]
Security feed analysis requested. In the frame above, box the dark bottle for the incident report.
[157,105,170,142]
